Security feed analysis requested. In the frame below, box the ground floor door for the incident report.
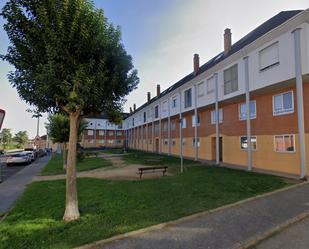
[212,137,223,162]
[155,138,159,153]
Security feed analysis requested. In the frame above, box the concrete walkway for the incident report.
[96,182,309,249]
[256,216,309,249]
[0,156,50,215]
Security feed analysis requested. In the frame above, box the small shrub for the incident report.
[77,151,85,162]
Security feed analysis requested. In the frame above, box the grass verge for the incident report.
[0,164,296,249]
[40,155,113,176]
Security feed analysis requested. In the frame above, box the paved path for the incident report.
[0,156,50,215]
[98,182,309,249]
[34,154,172,182]
[256,216,309,249]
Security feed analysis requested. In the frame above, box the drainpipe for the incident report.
[215,73,220,165]
[244,56,252,171]
[168,96,171,156]
[105,121,107,148]
[94,120,97,148]
[146,123,149,152]
[179,90,184,173]
[194,84,198,161]
[292,28,307,179]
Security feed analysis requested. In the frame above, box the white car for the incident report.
[23,151,35,162]
[6,153,31,166]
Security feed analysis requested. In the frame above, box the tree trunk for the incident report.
[63,142,67,170]
[63,110,81,221]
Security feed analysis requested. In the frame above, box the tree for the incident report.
[46,113,88,170]
[14,131,28,148]
[1,128,12,149]
[1,0,139,221]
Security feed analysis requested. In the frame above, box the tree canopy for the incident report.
[1,0,139,116]
[14,131,28,148]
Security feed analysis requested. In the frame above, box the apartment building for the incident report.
[124,9,309,178]
[81,113,128,149]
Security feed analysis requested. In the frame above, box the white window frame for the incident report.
[206,76,215,94]
[99,139,105,144]
[172,96,177,109]
[259,41,279,71]
[211,109,223,124]
[240,136,257,151]
[99,130,105,136]
[272,91,294,116]
[155,105,159,118]
[192,115,200,127]
[87,130,94,136]
[192,138,200,147]
[239,100,257,120]
[181,118,187,128]
[197,81,205,97]
[274,134,296,153]
[184,88,192,108]
[224,64,238,95]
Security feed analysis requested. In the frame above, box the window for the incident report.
[163,122,168,132]
[224,64,238,95]
[259,42,279,71]
[181,118,187,128]
[88,130,94,136]
[197,82,205,97]
[172,139,176,146]
[172,97,177,108]
[118,124,123,129]
[99,130,105,136]
[273,91,294,116]
[99,139,105,144]
[108,140,114,144]
[162,101,168,113]
[207,76,215,94]
[211,109,223,124]
[164,139,168,146]
[274,135,295,153]
[116,131,122,136]
[155,124,159,133]
[192,115,200,127]
[182,138,186,146]
[88,139,94,144]
[239,101,256,120]
[240,136,257,150]
[143,112,146,123]
[184,88,192,108]
[155,105,159,118]
[108,131,114,136]
[171,121,176,131]
[116,140,122,144]
[132,118,134,126]
[192,138,200,147]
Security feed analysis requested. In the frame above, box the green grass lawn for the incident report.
[40,155,113,176]
[0,164,296,249]
[103,148,124,154]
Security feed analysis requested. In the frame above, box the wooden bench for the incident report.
[138,166,168,178]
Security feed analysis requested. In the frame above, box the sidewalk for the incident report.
[93,182,309,249]
[0,156,50,215]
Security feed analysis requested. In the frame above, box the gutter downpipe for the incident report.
[168,96,171,156]
[194,84,198,161]
[179,90,184,173]
[215,73,220,165]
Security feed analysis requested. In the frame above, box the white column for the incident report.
[215,73,220,165]
[168,96,171,156]
[179,90,183,172]
[146,123,148,152]
[292,28,307,179]
[244,56,252,171]
[105,121,107,147]
[194,84,198,161]
[152,108,154,153]
[159,103,162,154]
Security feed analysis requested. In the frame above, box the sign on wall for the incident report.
[0,109,5,130]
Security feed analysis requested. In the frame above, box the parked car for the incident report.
[24,148,39,159]
[6,153,31,166]
[39,148,48,157]
[23,151,35,162]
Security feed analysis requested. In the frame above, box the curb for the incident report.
[234,210,309,249]
[76,180,308,249]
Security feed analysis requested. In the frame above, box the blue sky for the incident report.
[0,0,308,137]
